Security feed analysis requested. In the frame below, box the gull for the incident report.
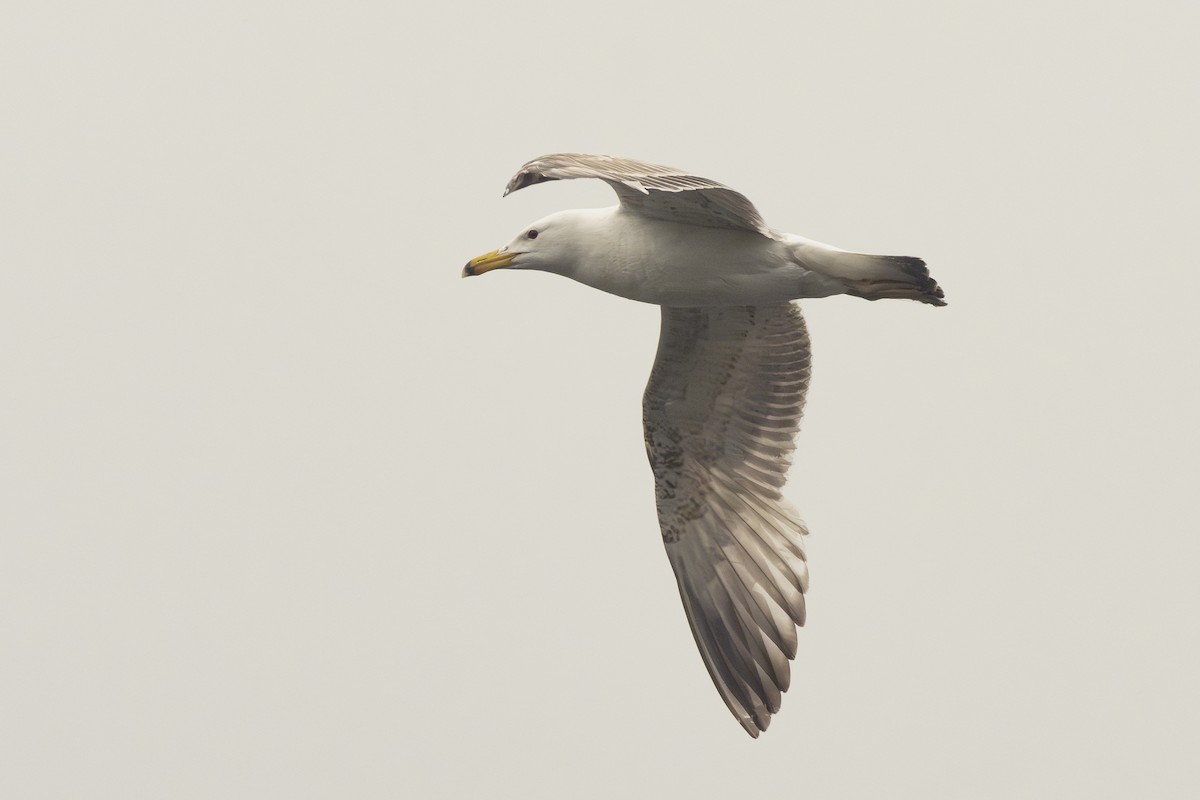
[462,153,944,737]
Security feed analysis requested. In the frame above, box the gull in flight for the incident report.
[463,154,945,737]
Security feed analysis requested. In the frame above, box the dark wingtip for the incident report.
[503,169,551,197]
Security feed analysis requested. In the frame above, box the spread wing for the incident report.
[504,153,771,236]
[642,303,812,737]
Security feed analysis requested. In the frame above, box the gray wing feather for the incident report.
[505,153,771,236]
[642,303,812,737]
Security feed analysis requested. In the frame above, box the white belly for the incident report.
[570,211,844,306]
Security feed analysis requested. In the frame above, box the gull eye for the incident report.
[526,229,538,239]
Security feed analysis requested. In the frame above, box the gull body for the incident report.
[490,207,851,306]
[462,153,944,738]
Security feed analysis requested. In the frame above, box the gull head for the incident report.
[462,210,587,278]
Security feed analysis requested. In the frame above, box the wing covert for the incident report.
[505,153,771,236]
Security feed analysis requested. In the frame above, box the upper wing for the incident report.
[505,153,771,236]
[642,303,812,737]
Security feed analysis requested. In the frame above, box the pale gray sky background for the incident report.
[2,2,1198,798]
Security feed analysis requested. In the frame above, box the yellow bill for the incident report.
[462,249,515,277]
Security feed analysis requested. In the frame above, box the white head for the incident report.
[462,210,590,279]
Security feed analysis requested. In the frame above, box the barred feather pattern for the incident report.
[642,302,813,737]
[504,153,771,236]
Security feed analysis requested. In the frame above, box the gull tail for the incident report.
[835,254,946,306]
[786,237,947,306]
